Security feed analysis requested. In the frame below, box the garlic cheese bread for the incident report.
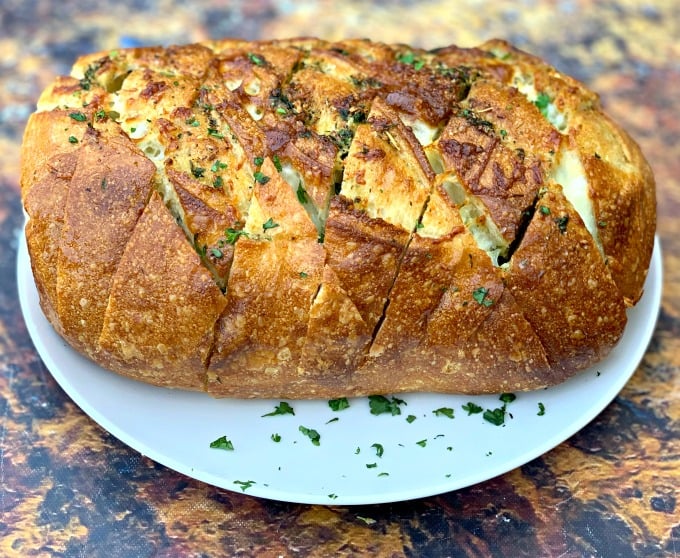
[21,38,656,398]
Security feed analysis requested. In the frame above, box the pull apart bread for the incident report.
[20,38,656,398]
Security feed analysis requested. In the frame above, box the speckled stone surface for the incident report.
[1,1,678,556]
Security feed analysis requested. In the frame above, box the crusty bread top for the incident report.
[21,38,655,398]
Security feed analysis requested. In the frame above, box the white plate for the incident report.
[17,234,662,505]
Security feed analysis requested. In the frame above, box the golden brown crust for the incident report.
[503,184,628,372]
[21,37,656,398]
[98,192,227,389]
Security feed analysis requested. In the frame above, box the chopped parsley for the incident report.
[253,156,264,167]
[462,402,483,415]
[191,165,206,179]
[299,271,309,278]
[247,52,265,66]
[272,155,283,172]
[459,108,494,130]
[350,75,383,89]
[396,51,425,70]
[371,443,384,458]
[211,160,228,172]
[328,493,338,500]
[207,128,224,139]
[329,398,350,411]
[68,136,78,144]
[296,185,309,204]
[186,116,200,127]
[224,227,249,245]
[483,393,517,426]
[537,402,546,416]
[254,171,270,184]
[539,205,551,215]
[433,407,455,419]
[406,414,417,423]
[233,480,256,492]
[209,435,234,451]
[483,407,506,426]
[210,248,223,259]
[472,287,494,307]
[69,111,87,122]
[416,439,428,447]
[555,215,569,233]
[500,393,516,404]
[262,217,279,231]
[329,127,354,151]
[213,176,224,188]
[366,462,377,469]
[534,92,551,117]
[271,433,282,442]
[79,60,103,90]
[368,395,406,416]
[269,89,295,114]
[325,417,339,424]
[261,401,295,417]
[299,425,321,446]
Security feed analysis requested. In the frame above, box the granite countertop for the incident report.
[1,1,678,556]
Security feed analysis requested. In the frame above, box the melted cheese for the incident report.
[280,161,326,236]
[440,173,508,265]
[551,147,602,253]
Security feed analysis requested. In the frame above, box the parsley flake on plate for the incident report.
[329,397,350,411]
[233,480,256,492]
[261,401,295,417]
[483,407,506,426]
[299,425,321,446]
[368,395,406,416]
[500,393,517,404]
[462,402,483,415]
[209,435,234,451]
[433,407,455,419]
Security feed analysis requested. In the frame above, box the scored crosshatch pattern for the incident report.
[1,1,679,556]
[22,36,653,398]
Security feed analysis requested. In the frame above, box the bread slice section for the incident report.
[56,123,156,357]
[207,158,325,397]
[98,192,227,389]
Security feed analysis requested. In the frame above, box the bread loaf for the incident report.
[20,38,656,398]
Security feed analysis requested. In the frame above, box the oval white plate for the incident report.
[17,235,662,505]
